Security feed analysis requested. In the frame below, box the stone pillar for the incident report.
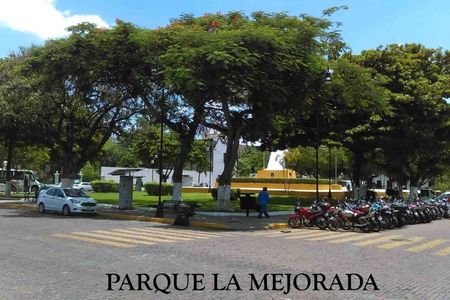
[119,175,133,209]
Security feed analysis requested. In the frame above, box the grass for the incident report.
[0,192,32,199]
[0,190,314,212]
[89,191,309,212]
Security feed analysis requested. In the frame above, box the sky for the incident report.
[1,0,450,58]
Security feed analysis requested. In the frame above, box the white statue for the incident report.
[266,150,286,170]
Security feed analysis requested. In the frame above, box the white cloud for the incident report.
[0,0,109,39]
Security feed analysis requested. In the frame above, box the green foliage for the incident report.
[236,146,269,177]
[99,139,142,168]
[91,180,119,192]
[210,188,240,201]
[433,170,450,192]
[357,44,450,187]
[143,182,173,196]
[24,21,144,179]
[81,162,100,182]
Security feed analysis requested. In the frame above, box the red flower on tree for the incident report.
[209,20,220,28]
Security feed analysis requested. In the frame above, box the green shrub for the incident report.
[144,182,173,196]
[210,188,239,200]
[91,180,119,192]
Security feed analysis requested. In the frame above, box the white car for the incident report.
[37,187,97,215]
[73,182,93,192]
[434,191,450,203]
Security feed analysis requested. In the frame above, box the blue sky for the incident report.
[1,0,450,58]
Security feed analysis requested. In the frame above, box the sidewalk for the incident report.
[0,199,291,231]
[97,204,291,231]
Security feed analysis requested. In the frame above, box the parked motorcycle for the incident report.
[288,201,330,230]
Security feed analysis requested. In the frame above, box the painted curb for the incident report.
[0,203,36,210]
[99,212,230,230]
[266,223,290,229]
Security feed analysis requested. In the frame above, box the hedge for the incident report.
[91,180,119,192]
[144,182,173,196]
[231,177,330,184]
[210,188,240,201]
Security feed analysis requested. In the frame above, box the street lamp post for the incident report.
[151,159,155,182]
[155,90,165,218]
[328,146,332,200]
[314,69,333,203]
[207,138,218,191]
[209,140,213,192]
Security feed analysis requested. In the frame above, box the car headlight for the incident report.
[70,198,81,204]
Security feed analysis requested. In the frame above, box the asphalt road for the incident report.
[0,208,449,300]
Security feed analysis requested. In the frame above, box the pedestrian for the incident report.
[258,187,270,218]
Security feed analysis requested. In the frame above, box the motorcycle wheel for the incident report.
[387,217,395,230]
[391,216,399,228]
[342,222,352,231]
[315,217,328,230]
[361,222,372,233]
[327,218,340,231]
[288,216,302,228]
[383,218,392,229]
[371,221,381,232]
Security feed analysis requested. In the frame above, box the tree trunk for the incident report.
[216,120,243,210]
[409,177,420,200]
[217,185,232,210]
[60,154,78,188]
[171,123,198,200]
[171,137,192,201]
[172,182,183,201]
[4,138,14,198]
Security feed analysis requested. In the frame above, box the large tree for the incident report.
[357,44,450,198]
[0,53,45,196]
[25,22,143,187]
[328,58,391,198]
[198,11,345,209]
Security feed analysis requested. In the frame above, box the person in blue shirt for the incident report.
[258,187,270,218]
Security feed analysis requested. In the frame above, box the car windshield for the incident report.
[63,188,88,198]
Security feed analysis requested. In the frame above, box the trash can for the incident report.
[240,194,256,217]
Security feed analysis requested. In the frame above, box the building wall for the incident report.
[100,137,226,187]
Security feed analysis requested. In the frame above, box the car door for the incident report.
[42,189,56,210]
[53,189,66,212]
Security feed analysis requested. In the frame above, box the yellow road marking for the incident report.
[306,232,357,241]
[71,232,155,245]
[128,227,211,239]
[131,227,222,238]
[252,231,292,237]
[285,231,338,240]
[353,235,402,246]
[160,228,231,237]
[111,229,193,241]
[92,230,176,243]
[51,233,134,248]
[329,233,381,244]
[435,246,450,256]
[406,239,448,253]
[377,236,425,249]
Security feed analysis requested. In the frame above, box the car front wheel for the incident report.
[38,203,45,213]
[62,205,71,216]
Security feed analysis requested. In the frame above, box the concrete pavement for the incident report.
[0,199,291,231]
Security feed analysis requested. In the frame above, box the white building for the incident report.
[101,132,227,187]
